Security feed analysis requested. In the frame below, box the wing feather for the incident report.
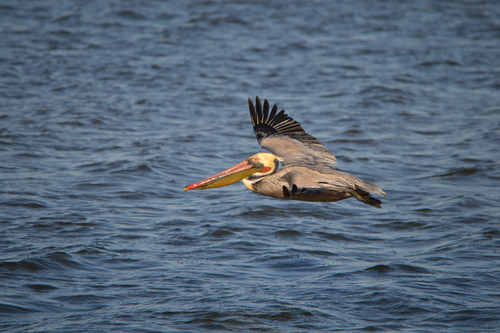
[248,96,337,166]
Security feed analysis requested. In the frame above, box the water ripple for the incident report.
[1,0,499,332]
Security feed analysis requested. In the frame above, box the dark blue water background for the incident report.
[1,1,499,332]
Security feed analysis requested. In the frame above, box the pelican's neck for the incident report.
[242,178,257,192]
[242,158,280,192]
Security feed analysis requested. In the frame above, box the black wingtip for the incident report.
[248,97,256,126]
[247,96,337,166]
[249,99,306,143]
[255,95,262,124]
[263,99,269,124]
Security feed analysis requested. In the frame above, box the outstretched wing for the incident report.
[248,96,337,166]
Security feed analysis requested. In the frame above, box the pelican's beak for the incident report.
[184,159,264,191]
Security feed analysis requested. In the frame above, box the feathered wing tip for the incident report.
[353,191,383,208]
[356,180,386,197]
[353,179,386,208]
[248,96,337,166]
[248,96,326,146]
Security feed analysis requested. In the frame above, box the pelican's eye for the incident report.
[252,157,260,162]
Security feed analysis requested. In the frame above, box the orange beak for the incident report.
[184,159,265,191]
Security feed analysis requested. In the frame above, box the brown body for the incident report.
[185,96,386,208]
[243,164,384,207]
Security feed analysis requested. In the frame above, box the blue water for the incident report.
[1,1,499,332]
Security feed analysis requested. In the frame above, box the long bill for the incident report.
[184,159,264,191]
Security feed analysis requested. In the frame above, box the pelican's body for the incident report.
[185,96,386,208]
[243,164,383,206]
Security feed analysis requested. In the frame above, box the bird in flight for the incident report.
[185,96,386,208]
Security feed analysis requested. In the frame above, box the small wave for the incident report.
[0,259,48,272]
[372,220,427,231]
[112,10,146,20]
[434,167,480,178]
[356,85,415,106]
[161,234,199,246]
[38,213,87,224]
[223,240,259,251]
[0,252,88,272]
[290,248,337,257]
[275,229,303,239]
[0,199,47,209]
[483,229,500,238]
[24,284,58,292]
[110,163,154,175]
[364,263,432,275]
[251,253,323,272]
[318,263,434,280]
[52,13,80,23]
[313,231,360,243]
[0,301,40,314]
[417,59,462,67]
[99,258,160,271]
[201,228,236,239]
[52,84,78,92]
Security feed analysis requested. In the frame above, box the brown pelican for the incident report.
[185,96,386,208]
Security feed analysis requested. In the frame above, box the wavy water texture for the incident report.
[1,0,500,332]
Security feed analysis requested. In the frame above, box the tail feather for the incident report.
[351,190,383,208]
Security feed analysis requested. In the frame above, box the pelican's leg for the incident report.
[283,184,298,199]
[282,186,291,199]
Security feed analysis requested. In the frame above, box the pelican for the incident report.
[185,96,386,208]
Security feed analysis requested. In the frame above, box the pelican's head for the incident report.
[184,153,279,191]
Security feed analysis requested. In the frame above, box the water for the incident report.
[1,0,499,331]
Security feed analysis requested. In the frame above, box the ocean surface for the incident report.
[1,1,499,332]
